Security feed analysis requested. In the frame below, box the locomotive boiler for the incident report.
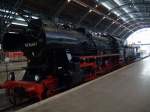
[0,19,137,104]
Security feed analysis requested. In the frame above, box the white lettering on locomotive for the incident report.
[25,42,38,48]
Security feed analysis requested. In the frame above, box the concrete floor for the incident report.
[18,57,150,112]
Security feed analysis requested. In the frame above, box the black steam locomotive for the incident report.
[0,19,138,104]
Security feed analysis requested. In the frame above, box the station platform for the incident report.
[18,57,150,112]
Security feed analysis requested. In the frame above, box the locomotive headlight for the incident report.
[35,75,40,82]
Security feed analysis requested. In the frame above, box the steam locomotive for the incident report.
[0,19,138,104]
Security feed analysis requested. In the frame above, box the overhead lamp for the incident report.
[9,32,18,34]
[117,18,120,20]
[129,14,134,19]
[0,9,17,14]
[101,2,112,10]
[108,13,111,15]
[95,4,98,8]
[67,0,71,3]
[72,0,88,8]
[15,17,25,21]
[102,16,106,19]
[32,16,39,19]
[24,15,39,19]
[89,9,93,13]
[122,7,130,13]
[11,22,28,26]
[113,11,121,16]
[113,0,122,6]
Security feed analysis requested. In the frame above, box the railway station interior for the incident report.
[1,0,150,112]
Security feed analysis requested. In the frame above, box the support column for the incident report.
[94,16,105,28]
[54,0,68,18]
[76,10,91,26]
[103,21,114,32]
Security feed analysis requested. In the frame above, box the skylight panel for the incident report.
[101,2,113,10]
[113,0,123,6]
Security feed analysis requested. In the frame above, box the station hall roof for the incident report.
[1,0,150,40]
